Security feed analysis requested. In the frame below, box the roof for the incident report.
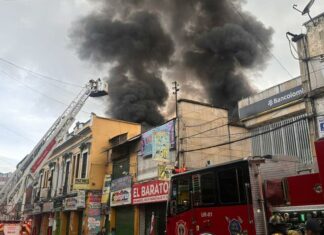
[93,113,141,126]
[303,12,324,26]
[178,99,228,111]
[103,134,141,152]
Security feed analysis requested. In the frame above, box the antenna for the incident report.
[293,0,316,26]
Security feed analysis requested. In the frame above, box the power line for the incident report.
[228,1,294,79]
[181,115,308,153]
[0,123,34,143]
[181,122,230,140]
[0,57,82,88]
[0,70,92,115]
[184,116,227,128]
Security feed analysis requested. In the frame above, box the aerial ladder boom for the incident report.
[0,79,108,217]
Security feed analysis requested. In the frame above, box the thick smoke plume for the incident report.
[71,0,273,124]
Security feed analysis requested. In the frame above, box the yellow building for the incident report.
[104,133,141,235]
[30,114,140,235]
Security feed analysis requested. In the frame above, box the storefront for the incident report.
[41,201,54,235]
[52,191,85,235]
[110,176,133,235]
[132,180,169,235]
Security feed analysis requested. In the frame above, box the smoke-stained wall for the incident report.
[71,0,273,125]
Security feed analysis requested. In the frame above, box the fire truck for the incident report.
[167,140,324,235]
[0,79,108,223]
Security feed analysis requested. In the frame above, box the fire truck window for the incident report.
[217,168,240,204]
[176,178,190,213]
[201,173,216,204]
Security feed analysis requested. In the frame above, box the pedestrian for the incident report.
[269,214,287,235]
[305,218,322,235]
[97,227,106,235]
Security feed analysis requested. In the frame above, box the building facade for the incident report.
[238,13,324,166]
[23,114,140,235]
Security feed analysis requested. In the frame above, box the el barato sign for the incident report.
[132,180,169,204]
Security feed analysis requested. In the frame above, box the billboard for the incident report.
[140,120,175,157]
[152,131,170,162]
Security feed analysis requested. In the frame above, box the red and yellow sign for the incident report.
[132,180,169,204]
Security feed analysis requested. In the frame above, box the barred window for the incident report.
[251,115,312,163]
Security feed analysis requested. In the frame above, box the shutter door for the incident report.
[116,206,134,235]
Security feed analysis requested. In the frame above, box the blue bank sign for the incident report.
[239,85,304,119]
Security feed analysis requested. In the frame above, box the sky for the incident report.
[0,0,322,172]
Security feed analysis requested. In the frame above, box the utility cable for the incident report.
[183,116,227,128]
[0,57,82,88]
[181,122,230,140]
[0,70,92,115]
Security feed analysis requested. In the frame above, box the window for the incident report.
[201,172,216,204]
[176,177,190,213]
[75,154,80,178]
[63,161,70,193]
[112,158,130,179]
[217,168,240,204]
[81,152,88,178]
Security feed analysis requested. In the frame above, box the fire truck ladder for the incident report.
[0,79,108,216]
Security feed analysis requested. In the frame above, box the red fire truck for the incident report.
[166,139,324,235]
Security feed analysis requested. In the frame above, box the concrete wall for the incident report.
[178,100,251,169]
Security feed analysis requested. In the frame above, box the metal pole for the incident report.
[172,82,180,167]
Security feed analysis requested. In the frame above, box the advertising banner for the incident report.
[132,180,169,204]
[140,120,175,157]
[42,202,54,213]
[4,224,21,235]
[110,188,132,206]
[111,175,132,192]
[152,131,170,162]
[88,216,101,235]
[158,164,172,180]
[101,175,112,203]
[64,197,78,211]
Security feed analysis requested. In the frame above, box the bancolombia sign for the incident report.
[132,180,169,204]
[239,85,304,119]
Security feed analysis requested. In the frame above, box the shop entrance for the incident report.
[144,203,166,235]
[115,206,134,235]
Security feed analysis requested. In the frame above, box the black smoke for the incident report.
[71,0,273,124]
[71,11,174,125]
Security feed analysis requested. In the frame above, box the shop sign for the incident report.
[110,188,132,206]
[111,175,132,192]
[140,120,175,157]
[132,180,169,204]
[317,116,324,138]
[239,85,304,119]
[4,224,21,235]
[77,190,86,208]
[64,197,78,211]
[54,199,63,210]
[42,202,54,213]
[152,131,170,162]
[74,178,90,190]
[33,204,42,214]
[101,174,112,203]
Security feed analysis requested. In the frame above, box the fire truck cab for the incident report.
[166,140,324,235]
